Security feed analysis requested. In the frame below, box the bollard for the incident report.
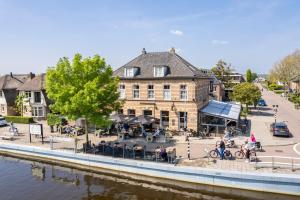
[123,145,125,158]
[187,137,190,160]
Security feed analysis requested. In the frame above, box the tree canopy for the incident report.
[230,82,261,112]
[46,54,122,130]
[211,59,233,88]
[246,69,252,82]
[269,49,300,85]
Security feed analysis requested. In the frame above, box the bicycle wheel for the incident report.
[225,151,232,160]
[209,150,218,158]
[250,151,257,161]
[234,150,244,159]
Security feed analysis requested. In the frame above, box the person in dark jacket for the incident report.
[219,140,226,160]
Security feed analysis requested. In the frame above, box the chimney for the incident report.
[142,48,146,54]
[29,72,35,79]
[10,72,13,77]
[169,47,176,54]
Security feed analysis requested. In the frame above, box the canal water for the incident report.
[0,156,281,200]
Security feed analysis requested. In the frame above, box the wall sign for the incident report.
[29,123,44,144]
[29,124,42,135]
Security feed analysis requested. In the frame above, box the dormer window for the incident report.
[124,67,139,77]
[154,66,168,77]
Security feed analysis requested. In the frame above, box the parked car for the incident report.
[270,122,289,137]
[0,116,8,127]
[258,98,267,106]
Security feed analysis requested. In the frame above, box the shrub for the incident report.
[274,90,284,94]
[288,93,300,104]
[5,116,34,124]
[47,113,61,126]
[268,83,283,91]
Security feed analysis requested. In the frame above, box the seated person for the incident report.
[159,146,167,161]
[123,123,129,131]
[249,134,256,147]
[223,128,230,140]
[128,128,134,137]
[153,127,160,137]
[121,127,126,134]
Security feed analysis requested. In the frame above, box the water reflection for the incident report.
[0,156,297,200]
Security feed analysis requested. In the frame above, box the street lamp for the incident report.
[272,105,278,123]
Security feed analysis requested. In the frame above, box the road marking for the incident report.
[293,143,300,155]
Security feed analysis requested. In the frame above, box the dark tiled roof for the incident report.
[0,74,32,89]
[113,50,208,79]
[3,89,18,106]
[18,73,46,91]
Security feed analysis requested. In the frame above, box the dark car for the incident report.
[270,122,289,137]
[258,99,267,106]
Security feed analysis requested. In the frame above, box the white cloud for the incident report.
[170,30,183,36]
[211,40,229,45]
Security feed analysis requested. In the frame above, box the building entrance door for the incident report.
[178,112,187,129]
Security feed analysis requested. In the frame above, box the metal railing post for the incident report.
[255,157,258,170]
[123,145,125,158]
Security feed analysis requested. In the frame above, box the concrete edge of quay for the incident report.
[0,142,299,199]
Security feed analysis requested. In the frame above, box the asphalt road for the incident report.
[257,84,300,157]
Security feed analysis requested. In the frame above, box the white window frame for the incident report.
[24,91,31,98]
[125,68,134,77]
[154,66,165,77]
[119,84,125,99]
[32,106,44,117]
[180,85,187,100]
[178,112,188,129]
[163,85,171,100]
[128,109,136,117]
[147,85,155,99]
[132,85,140,99]
[0,104,5,112]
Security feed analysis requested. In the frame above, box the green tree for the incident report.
[46,54,122,143]
[211,59,233,88]
[230,82,261,113]
[246,69,252,82]
[15,93,27,116]
[251,73,258,82]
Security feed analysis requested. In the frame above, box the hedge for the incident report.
[5,116,34,124]
[274,90,284,94]
[268,84,283,91]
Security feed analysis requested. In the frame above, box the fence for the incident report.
[252,156,300,171]
[83,142,177,164]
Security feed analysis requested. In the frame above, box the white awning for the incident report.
[201,100,241,121]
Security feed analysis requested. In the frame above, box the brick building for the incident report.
[113,48,211,131]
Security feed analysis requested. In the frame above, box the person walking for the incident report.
[219,140,226,160]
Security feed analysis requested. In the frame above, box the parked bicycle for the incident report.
[198,130,211,139]
[209,145,233,159]
[234,145,257,160]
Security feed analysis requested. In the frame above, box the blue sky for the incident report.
[0,0,300,74]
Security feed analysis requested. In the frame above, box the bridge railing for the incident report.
[251,155,300,171]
